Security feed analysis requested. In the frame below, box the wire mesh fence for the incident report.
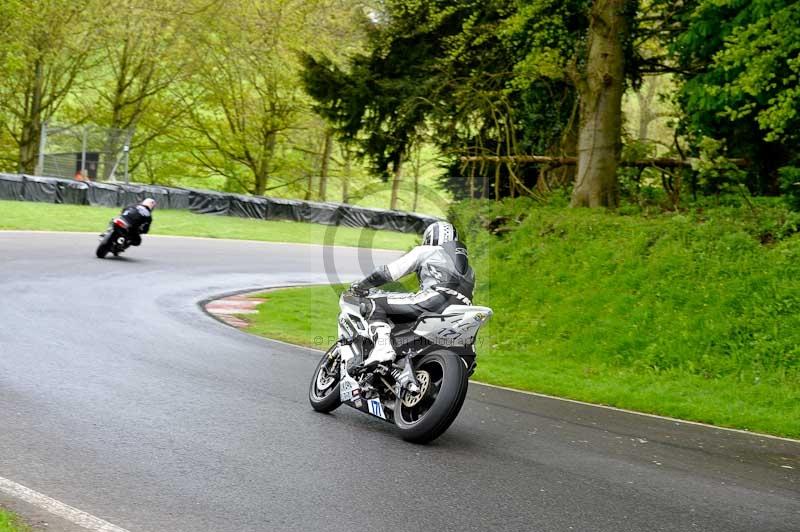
[36,123,134,183]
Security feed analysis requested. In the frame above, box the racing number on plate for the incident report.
[367,399,385,419]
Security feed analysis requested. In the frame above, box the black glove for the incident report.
[349,281,368,296]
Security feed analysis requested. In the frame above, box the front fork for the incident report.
[337,341,363,404]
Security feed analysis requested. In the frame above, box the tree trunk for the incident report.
[342,150,351,203]
[253,132,276,196]
[559,98,579,188]
[318,129,332,201]
[18,121,40,174]
[411,144,422,211]
[413,172,420,211]
[304,174,314,200]
[254,170,268,196]
[493,163,501,201]
[390,155,403,210]
[637,78,658,141]
[19,59,45,174]
[103,40,129,180]
[570,0,627,208]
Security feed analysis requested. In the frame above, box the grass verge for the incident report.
[0,509,29,532]
[240,199,800,439]
[0,200,417,250]
[244,285,344,348]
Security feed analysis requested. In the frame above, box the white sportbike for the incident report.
[308,288,492,443]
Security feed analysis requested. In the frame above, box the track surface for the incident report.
[0,232,798,532]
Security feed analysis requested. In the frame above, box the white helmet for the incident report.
[422,221,458,246]
[141,198,157,210]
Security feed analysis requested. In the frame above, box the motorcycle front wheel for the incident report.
[308,344,342,413]
[393,350,469,444]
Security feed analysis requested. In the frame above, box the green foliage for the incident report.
[712,1,800,143]
[450,198,800,436]
[0,0,100,172]
[0,509,29,532]
[617,138,657,201]
[674,0,800,193]
[186,0,309,194]
[691,136,747,194]
[301,0,586,199]
[0,0,444,212]
[779,166,800,210]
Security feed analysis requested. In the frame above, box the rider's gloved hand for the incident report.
[349,281,368,296]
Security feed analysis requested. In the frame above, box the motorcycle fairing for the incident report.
[413,305,493,346]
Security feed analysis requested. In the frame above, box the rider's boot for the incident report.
[362,322,396,367]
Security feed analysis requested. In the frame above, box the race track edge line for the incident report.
[0,476,131,532]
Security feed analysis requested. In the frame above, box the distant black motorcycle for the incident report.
[96,217,132,258]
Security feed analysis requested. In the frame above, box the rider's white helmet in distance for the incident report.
[423,221,458,246]
[141,198,157,210]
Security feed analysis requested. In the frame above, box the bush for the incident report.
[779,165,800,210]
[692,136,748,195]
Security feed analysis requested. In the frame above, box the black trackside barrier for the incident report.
[87,182,120,207]
[337,204,381,229]
[117,184,144,207]
[167,187,192,210]
[188,189,230,215]
[0,173,439,233]
[118,184,171,209]
[58,180,89,205]
[229,194,268,219]
[22,175,62,203]
[297,200,340,226]
[264,197,303,222]
[0,174,24,201]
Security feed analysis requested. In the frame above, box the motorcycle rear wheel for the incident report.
[96,231,113,258]
[393,350,469,444]
[308,344,342,413]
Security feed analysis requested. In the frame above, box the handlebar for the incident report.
[343,287,383,298]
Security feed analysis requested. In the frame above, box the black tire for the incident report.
[394,350,469,444]
[309,345,342,413]
[96,231,113,259]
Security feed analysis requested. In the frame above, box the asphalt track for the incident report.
[0,232,798,532]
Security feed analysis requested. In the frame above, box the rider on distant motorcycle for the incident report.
[350,221,475,367]
[118,198,156,246]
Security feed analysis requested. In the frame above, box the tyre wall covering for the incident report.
[0,173,437,233]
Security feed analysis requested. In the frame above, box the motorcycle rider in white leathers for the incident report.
[350,221,475,367]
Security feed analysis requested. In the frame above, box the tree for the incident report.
[185,0,370,196]
[570,0,630,207]
[89,0,199,179]
[184,0,304,194]
[303,0,726,207]
[674,0,800,193]
[635,77,661,141]
[318,128,333,201]
[302,0,585,202]
[0,0,20,168]
[0,0,97,173]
